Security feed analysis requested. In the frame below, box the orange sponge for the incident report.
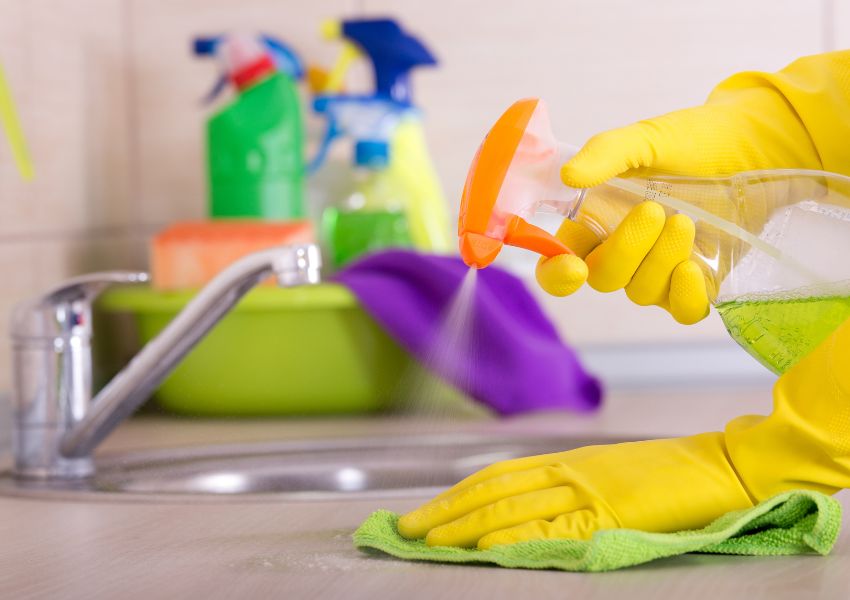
[151,220,315,290]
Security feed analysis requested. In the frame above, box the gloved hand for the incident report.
[399,316,850,548]
[537,51,850,324]
[398,432,754,548]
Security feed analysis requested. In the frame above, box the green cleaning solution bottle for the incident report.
[322,140,413,267]
[196,34,304,218]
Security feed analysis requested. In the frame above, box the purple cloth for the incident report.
[334,250,602,415]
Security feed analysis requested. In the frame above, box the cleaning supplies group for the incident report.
[459,97,850,374]
[183,19,450,282]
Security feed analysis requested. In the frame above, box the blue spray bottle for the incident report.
[311,18,451,261]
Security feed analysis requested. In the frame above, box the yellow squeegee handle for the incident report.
[0,61,34,181]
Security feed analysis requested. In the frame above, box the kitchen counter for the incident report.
[1,386,848,599]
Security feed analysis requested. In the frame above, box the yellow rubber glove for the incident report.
[398,433,754,548]
[537,50,850,324]
[398,316,850,549]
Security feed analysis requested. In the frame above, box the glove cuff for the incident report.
[725,317,850,500]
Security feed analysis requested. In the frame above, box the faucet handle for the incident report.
[39,271,150,304]
[12,271,149,340]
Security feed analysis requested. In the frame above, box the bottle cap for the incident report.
[355,140,390,168]
[224,34,275,90]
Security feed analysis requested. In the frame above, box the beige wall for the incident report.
[0,0,143,392]
[0,0,843,390]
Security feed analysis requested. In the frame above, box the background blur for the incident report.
[0,0,841,392]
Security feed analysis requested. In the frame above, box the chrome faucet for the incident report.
[10,245,321,479]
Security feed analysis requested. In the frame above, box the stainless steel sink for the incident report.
[0,433,635,503]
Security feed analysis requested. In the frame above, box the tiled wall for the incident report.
[0,0,143,393]
[0,0,842,391]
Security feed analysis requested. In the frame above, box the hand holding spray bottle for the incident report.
[459,97,850,374]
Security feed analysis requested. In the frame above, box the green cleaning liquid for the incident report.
[716,293,850,374]
[322,208,412,267]
[322,140,415,268]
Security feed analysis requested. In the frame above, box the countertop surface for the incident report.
[1,386,848,600]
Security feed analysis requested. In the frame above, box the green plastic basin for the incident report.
[95,284,413,416]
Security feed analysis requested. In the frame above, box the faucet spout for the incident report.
[59,245,321,460]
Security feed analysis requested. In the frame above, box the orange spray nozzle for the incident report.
[459,215,573,269]
[459,232,504,269]
[458,98,574,269]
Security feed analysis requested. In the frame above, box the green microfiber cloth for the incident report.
[353,490,842,572]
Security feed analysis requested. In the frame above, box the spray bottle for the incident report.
[194,33,305,219]
[312,95,414,266]
[460,97,850,374]
[312,18,451,255]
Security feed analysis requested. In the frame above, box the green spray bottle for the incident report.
[194,33,305,219]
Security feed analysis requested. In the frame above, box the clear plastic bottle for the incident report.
[569,170,850,374]
[322,141,413,267]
